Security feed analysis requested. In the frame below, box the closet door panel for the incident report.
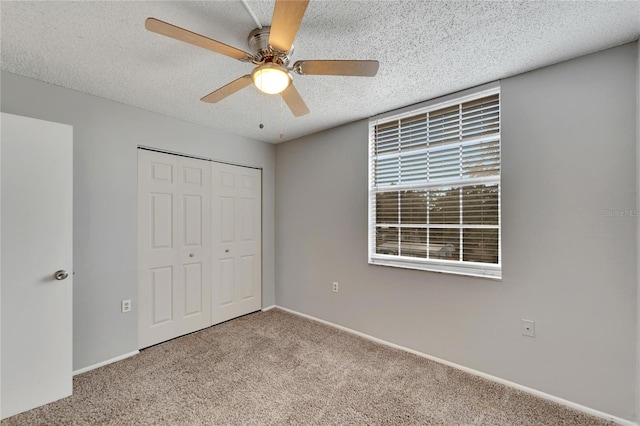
[176,156,211,334]
[212,162,262,324]
[139,151,211,348]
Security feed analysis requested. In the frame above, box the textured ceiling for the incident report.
[1,1,639,143]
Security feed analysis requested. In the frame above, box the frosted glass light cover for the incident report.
[252,65,291,94]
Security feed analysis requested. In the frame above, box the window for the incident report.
[368,88,501,279]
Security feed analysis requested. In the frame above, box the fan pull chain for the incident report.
[279,95,284,140]
[259,91,264,129]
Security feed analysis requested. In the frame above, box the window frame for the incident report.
[367,85,502,280]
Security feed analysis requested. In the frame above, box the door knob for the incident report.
[225,249,229,253]
[54,270,69,280]
[189,253,195,258]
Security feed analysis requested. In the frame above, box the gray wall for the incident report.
[275,42,638,420]
[0,71,276,371]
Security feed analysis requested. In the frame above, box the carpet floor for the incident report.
[3,309,613,425]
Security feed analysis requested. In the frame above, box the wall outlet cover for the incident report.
[521,319,535,337]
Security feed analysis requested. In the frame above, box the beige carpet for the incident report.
[3,309,613,425]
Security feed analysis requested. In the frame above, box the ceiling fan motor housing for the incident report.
[248,26,292,66]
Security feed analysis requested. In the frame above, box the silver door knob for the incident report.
[54,270,69,280]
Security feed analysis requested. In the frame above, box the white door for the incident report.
[211,162,262,324]
[138,150,212,348]
[1,113,73,419]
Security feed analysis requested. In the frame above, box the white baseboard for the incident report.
[261,305,276,312]
[274,305,636,426]
[73,350,139,376]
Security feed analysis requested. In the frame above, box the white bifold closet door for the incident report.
[139,150,262,348]
[138,150,212,349]
[211,162,262,325]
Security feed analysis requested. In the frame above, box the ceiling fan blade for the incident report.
[146,18,253,62]
[268,0,310,53]
[201,75,253,103]
[281,84,310,117]
[294,60,379,77]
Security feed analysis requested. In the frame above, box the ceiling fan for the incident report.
[145,0,379,117]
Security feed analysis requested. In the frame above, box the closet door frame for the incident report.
[137,147,262,349]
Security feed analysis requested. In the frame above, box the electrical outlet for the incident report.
[332,282,339,293]
[121,299,132,313]
[521,319,535,337]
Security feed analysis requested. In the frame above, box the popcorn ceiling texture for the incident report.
[1,1,638,143]
[2,309,615,425]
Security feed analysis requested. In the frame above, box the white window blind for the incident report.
[368,89,501,279]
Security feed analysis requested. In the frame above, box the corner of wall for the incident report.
[636,38,639,424]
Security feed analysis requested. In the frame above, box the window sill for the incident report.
[369,256,502,280]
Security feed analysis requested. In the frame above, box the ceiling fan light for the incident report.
[252,64,291,95]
